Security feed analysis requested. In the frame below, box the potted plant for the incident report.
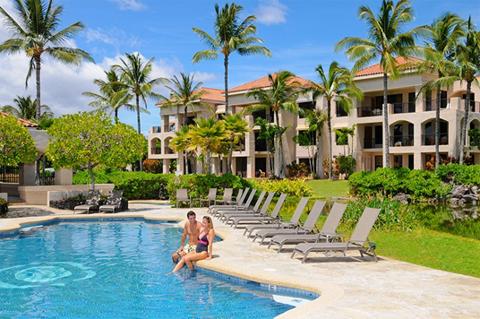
[0,198,8,217]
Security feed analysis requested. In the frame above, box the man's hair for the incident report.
[187,211,196,218]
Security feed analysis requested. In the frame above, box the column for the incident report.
[54,168,72,185]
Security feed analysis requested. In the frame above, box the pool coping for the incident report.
[0,212,331,318]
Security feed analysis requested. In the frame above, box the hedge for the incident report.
[249,179,313,197]
[435,164,480,186]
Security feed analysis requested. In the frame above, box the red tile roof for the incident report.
[0,111,38,127]
[196,87,224,104]
[355,57,423,77]
[229,74,311,93]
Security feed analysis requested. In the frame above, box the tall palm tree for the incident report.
[301,109,327,177]
[158,73,205,173]
[0,0,92,120]
[83,69,134,123]
[336,0,418,168]
[419,13,464,168]
[248,71,299,178]
[188,117,226,174]
[192,3,271,114]
[306,62,362,180]
[1,95,53,120]
[170,125,192,173]
[113,53,162,170]
[223,114,249,174]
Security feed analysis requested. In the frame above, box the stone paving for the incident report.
[1,203,480,318]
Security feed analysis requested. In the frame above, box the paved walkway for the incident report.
[1,203,479,318]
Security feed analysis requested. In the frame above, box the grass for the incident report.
[277,198,480,278]
[306,179,350,198]
[370,228,480,278]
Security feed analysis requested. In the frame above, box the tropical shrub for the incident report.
[0,198,8,217]
[435,164,480,186]
[143,159,163,173]
[336,155,356,178]
[286,162,310,178]
[349,168,450,200]
[468,129,480,147]
[250,179,312,197]
[50,194,87,210]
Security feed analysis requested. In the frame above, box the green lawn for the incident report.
[370,228,480,278]
[306,179,350,198]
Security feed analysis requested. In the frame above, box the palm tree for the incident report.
[188,117,226,174]
[419,13,464,168]
[158,73,205,173]
[0,0,92,120]
[336,0,419,168]
[83,69,134,123]
[430,18,480,164]
[248,71,299,178]
[223,114,249,174]
[1,95,53,120]
[306,62,361,180]
[192,3,271,114]
[301,109,327,177]
[113,53,162,170]
[170,126,192,173]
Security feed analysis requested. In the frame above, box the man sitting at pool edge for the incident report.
[171,211,201,263]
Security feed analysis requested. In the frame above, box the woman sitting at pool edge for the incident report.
[172,216,215,273]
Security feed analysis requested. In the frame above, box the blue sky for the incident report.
[1,0,479,134]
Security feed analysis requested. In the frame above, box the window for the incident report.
[408,92,416,112]
[393,155,403,168]
[336,101,348,117]
[408,154,414,169]
[335,130,348,145]
[297,130,316,146]
[298,101,315,118]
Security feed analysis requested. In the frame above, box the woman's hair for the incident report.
[203,216,214,230]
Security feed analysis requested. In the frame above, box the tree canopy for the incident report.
[0,114,37,167]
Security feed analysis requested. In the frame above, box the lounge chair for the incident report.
[99,190,125,213]
[175,189,191,208]
[73,190,101,214]
[220,191,271,222]
[267,200,328,249]
[244,197,309,237]
[208,188,243,213]
[227,193,287,228]
[291,207,380,263]
[200,188,217,207]
[215,190,262,220]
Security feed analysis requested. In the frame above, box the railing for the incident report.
[151,147,162,155]
[151,126,161,133]
[422,133,448,145]
[363,138,383,149]
[390,135,414,147]
[392,102,416,114]
[0,166,19,183]
[357,106,382,117]
[39,175,55,185]
[425,99,448,111]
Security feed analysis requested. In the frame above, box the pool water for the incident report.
[0,221,315,318]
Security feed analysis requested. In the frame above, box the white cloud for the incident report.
[84,27,141,51]
[191,71,217,83]
[255,0,287,25]
[111,0,145,11]
[0,52,179,117]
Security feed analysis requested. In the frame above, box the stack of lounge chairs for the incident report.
[207,187,381,263]
[74,190,128,214]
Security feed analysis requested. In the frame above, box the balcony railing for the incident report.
[390,135,414,147]
[0,166,19,183]
[151,147,162,155]
[422,133,448,145]
[357,106,382,117]
[425,98,448,111]
[364,138,383,149]
[151,126,161,133]
[392,102,416,114]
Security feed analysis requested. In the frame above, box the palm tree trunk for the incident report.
[35,57,41,120]
[327,99,333,180]
[88,163,95,192]
[435,89,441,168]
[315,130,323,179]
[206,152,212,174]
[227,141,233,174]
[382,73,390,168]
[224,54,229,114]
[114,108,119,123]
[459,81,472,164]
[266,106,273,176]
[275,111,285,178]
[135,94,143,171]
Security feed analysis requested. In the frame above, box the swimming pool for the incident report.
[0,220,316,318]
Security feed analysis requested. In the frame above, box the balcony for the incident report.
[424,98,448,111]
[422,133,448,146]
[357,106,382,117]
[151,126,161,133]
[391,102,416,114]
[364,138,383,149]
[390,135,414,147]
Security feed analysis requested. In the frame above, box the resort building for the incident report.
[148,58,480,177]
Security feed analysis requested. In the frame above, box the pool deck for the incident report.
[1,203,480,318]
